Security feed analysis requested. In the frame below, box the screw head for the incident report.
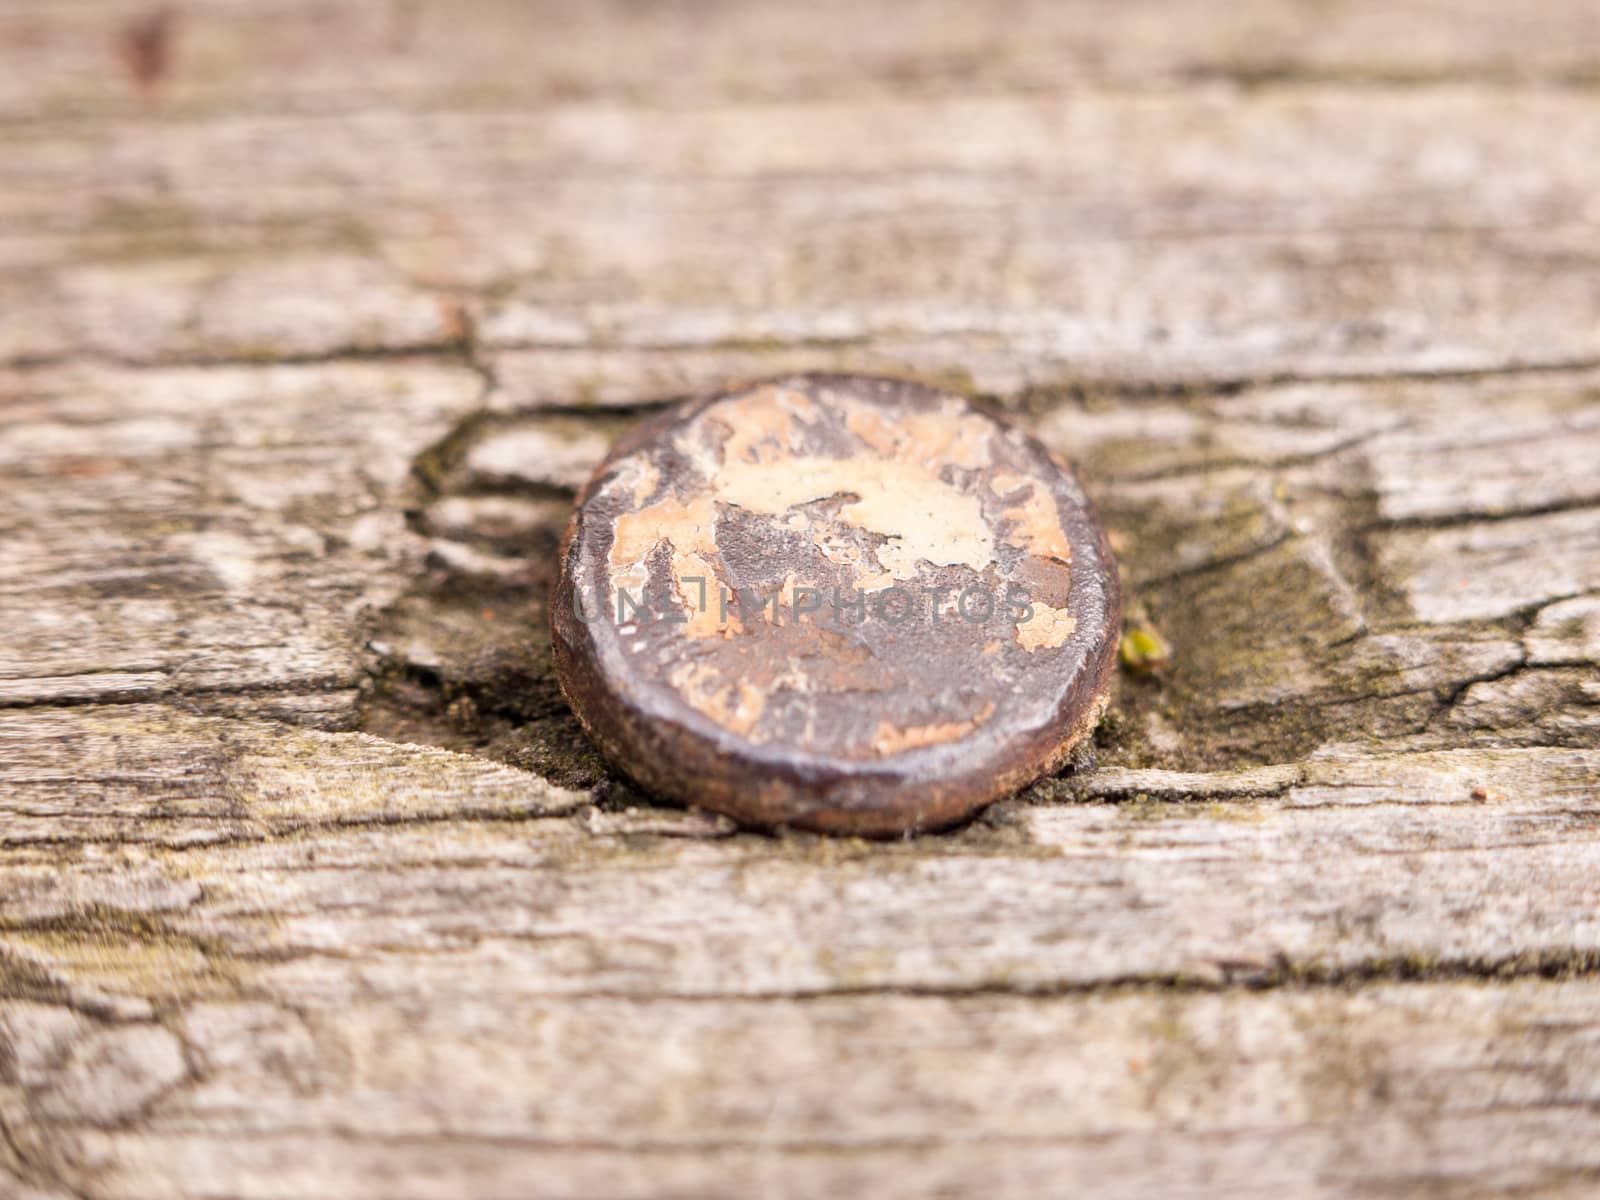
[552,374,1121,834]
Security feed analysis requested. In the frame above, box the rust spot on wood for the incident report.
[117,8,178,98]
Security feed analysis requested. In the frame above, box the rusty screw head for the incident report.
[551,373,1121,834]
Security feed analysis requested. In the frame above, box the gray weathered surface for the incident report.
[3,2,1599,1197]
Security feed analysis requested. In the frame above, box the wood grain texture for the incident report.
[3,2,1599,1197]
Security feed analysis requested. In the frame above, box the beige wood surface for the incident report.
[3,3,1600,1197]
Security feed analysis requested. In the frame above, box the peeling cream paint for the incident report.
[606,493,719,622]
[605,456,660,507]
[991,472,1072,564]
[710,384,820,465]
[1015,600,1077,652]
[871,701,996,756]
[715,456,994,581]
[669,660,766,737]
[843,397,994,470]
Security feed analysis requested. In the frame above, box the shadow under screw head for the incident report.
[551,373,1121,835]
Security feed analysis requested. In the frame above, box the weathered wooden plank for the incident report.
[9,981,1600,1198]
[4,704,1598,1007]
[11,91,1600,230]
[1528,596,1600,666]
[1378,508,1600,625]
[8,352,1589,746]
[4,90,1600,380]
[0,705,584,849]
[0,360,482,713]
[5,1,1600,1195]
[7,0,1600,129]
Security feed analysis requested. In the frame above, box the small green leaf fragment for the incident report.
[1119,625,1173,675]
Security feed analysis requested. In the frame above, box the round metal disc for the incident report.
[551,374,1121,834]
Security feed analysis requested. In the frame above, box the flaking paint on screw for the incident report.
[551,373,1122,835]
